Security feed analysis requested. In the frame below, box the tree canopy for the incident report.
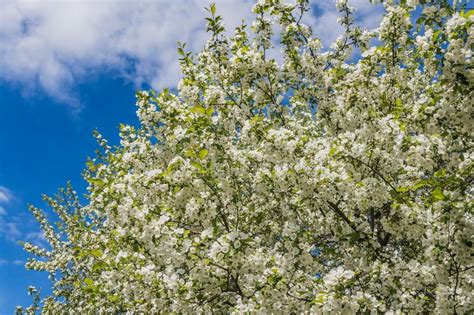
[18,0,473,313]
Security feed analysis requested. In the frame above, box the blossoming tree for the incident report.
[18,0,473,313]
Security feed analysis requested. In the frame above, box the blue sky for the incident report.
[0,76,140,312]
[0,0,383,313]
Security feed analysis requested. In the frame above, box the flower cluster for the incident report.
[19,0,473,313]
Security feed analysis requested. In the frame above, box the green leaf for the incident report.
[191,161,206,173]
[199,149,208,160]
[88,178,105,187]
[412,180,428,190]
[185,148,196,158]
[349,232,361,242]
[90,249,103,258]
[210,3,216,15]
[86,159,96,172]
[250,115,263,125]
[205,107,214,117]
[84,278,94,286]
[434,169,446,178]
[432,188,446,201]
[396,186,410,193]
[329,146,337,157]
[108,295,119,302]
[311,292,326,305]
[464,9,474,18]
[173,186,181,194]
[398,122,406,132]
[92,261,107,271]
[191,106,206,115]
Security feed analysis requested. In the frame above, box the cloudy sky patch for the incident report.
[0,0,383,109]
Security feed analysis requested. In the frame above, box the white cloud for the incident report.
[0,219,21,242]
[0,259,24,266]
[0,0,254,109]
[0,186,12,204]
[0,0,383,108]
[0,186,21,241]
[0,185,46,245]
[25,230,46,245]
[0,209,43,244]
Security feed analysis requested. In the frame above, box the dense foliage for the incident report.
[18,0,473,313]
